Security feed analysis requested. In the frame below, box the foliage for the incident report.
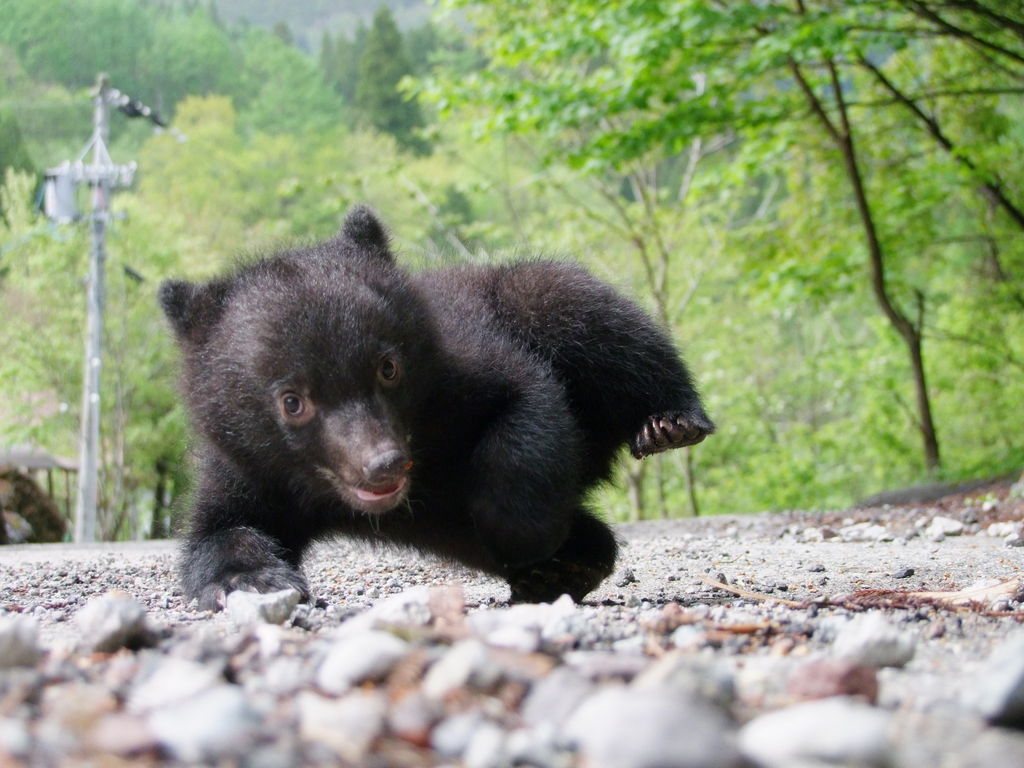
[354,8,430,154]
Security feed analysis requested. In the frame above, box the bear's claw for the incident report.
[195,567,312,612]
[630,411,713,459]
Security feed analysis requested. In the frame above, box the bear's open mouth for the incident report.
[352,476,407,502]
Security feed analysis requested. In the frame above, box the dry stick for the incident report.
[698,575,803,607]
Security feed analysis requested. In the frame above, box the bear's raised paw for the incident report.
[630,411,714,459]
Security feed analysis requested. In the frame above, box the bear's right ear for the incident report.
[340,205,392,258]
[158,279,227,344]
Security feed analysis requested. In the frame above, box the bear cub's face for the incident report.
[160,207,434,515]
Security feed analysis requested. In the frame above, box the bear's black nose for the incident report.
[363,449,409,485]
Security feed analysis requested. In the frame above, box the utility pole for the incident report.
[43,73,164,542]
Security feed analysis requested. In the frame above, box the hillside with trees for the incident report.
[1,0,1021,540]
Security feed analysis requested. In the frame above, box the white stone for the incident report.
[987,522,1021,538]
[225,588,300,625]
[739,697,891,767]
[316,630,409,694]
[0,616,41,668]
[128,657,222,713]
[332,586,434,637]
[422,639,499,699]
[926,516,964,538]
[148,685,259,763]
[563,685,742,768]
[962,632,1024,726]
[75,594,150,652]
[297,690,387,763]
[832,613,915,668]
[838,522,894,543]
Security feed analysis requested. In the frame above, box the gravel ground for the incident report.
[1,479,1024,766]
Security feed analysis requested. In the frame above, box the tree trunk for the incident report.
[789,57,943,473]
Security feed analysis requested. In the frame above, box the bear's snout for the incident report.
[362,449,409,486]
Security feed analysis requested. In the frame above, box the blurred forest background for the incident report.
[1,0,1022,540]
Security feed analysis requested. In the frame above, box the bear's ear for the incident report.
[158,279,228,344]
[341,205,391,257]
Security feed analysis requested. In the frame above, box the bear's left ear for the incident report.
[341,205,391,258]
[158,279,229,345]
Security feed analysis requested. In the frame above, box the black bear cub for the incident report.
[160,206,714,610]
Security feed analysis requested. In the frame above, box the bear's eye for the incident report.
[378,355,401,386]
[278,392,314,424]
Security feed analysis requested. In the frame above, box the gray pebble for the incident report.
[926,516,965,538]
[75,593,153,653]
[316,630,409,694]
[961,631,1024,726]
[0,616,41,668]
[431,711,486,758]
[422,639,499,699]
[892,567,915,579]
[464,720,507,768]
[0,717,31,757]
[225,588,301,626]
[521,666,594,727]
[148,684,260,762]
[832,613,916,668]
[297,690,387,763]
[127,656,223,713]
[633,651,735,710]
[739,697,892,767]
[562,685,742,768]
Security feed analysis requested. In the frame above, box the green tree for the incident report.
[354,7,429,155]
[431,0,1024,489]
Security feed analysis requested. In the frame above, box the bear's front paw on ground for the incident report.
[507,559,608,604]
[630,410,716,459]
[196,567,311,612]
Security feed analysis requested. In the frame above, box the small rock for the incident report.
[148,684,260,762]
[431,711,486,759]
[739,697,891,767]
[800,528,825,543]
[88,714,158,756]
[505,724,562,768]
[786,658,879,704]
[632,652,735,710]
[387,691,440,745]
[297,690,387,763]
[807,563,827,573]
[225,588,301,625]
[422,639,500,699]
[1007,536,1024,548]
[926,516,964,539]
[334,586,433,636]
[987,522,1020,538]
[467,594,577,642]
[615,568,639,588]
[521,666,595,727]
[562,685,743,768]
[0,717,31,757]
[962,631,1024,726]
[832,613,915,668]
[891,567,915,579]
[464,720,507,768]
[0,616,41,668]
[128,657,223,713]
[484,624,541,653]
[316,630,409,694]
[838,522,894,543]
[75,593,154,653]
[670,624,708,649]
